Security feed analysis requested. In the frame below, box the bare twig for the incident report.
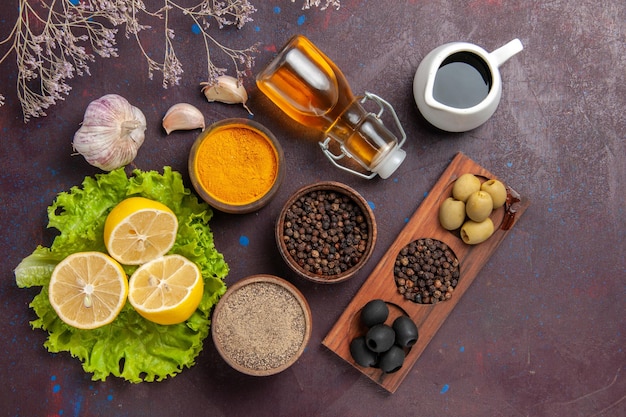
[0,0,340,122]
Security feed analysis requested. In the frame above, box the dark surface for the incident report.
[1,1,625,416]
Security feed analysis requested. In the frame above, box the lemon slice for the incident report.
[128,254,204,325]
[104,197,178,265]
[48,251,128,330]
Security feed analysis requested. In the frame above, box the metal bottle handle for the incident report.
[318,92,407,179]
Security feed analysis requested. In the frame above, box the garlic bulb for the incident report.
[162,103,205,134]
[73,94,147,171]
[201,75,253,115]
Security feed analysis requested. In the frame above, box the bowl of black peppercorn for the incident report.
[276,181,377,284]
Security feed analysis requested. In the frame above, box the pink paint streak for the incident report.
[470,0,503,7]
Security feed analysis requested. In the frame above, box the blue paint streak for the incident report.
[73,395,83,417]
[254,26,261,32]
[297,15,306,25]
[440,384,450,394]
[273,6,281,13]
[191,24,201,35]
[107,394,113,401]
[53,384,61,393]
[239,235,250,247]
[368,201,376,210]
[459,346,465,352]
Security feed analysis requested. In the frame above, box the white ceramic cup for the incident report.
[413,39,523,132]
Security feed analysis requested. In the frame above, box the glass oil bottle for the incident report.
[256,35,407,179]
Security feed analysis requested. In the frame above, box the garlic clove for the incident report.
[72,94,146,171]
[201,75,253,115]
[162,103,206,134]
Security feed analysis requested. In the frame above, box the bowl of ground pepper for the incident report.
[276,181,377,284]
[189,118,285,214]
[211,274,312,376]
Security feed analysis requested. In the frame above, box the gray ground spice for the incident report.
[214,281,306,371]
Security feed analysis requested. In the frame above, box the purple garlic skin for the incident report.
[73,94,146,171]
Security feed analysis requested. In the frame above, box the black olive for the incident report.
[365,324,395,353]
[349,336,378,367]
[392,315,419,348]
[360,299,389,327]
[379,345,405,373]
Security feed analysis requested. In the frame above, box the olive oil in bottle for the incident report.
[257,35,406,179]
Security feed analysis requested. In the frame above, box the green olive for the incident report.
[465,191,493,222]
[460,218,494,245]
[452,174,481,202]
[439,197,465,230]
[481,179,507,208]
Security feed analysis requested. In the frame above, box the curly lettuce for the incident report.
[14,167,229,382]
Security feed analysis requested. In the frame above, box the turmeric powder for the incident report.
[194,124,279,205]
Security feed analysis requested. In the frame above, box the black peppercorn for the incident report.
[281,188,369,279]
[393,238,460,304]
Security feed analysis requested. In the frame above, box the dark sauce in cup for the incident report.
[433,52,492,109]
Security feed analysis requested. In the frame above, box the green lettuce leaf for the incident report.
[14,167,229,382]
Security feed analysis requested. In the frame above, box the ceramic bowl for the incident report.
[211,274,312,376]
[276,181,377,284]
[189,118,285,214]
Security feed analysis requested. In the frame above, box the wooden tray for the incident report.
[322,152,530,393]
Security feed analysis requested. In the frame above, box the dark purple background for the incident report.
[1,1,624,416]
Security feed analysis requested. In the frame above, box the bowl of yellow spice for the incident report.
[189,118,285,214]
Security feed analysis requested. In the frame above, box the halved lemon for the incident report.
[48,251,128,330]
[104,197,178,265]
[128,254,204,325]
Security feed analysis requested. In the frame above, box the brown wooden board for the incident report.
[322,152,530,393]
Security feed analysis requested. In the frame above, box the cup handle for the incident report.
[490,38,524,67]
